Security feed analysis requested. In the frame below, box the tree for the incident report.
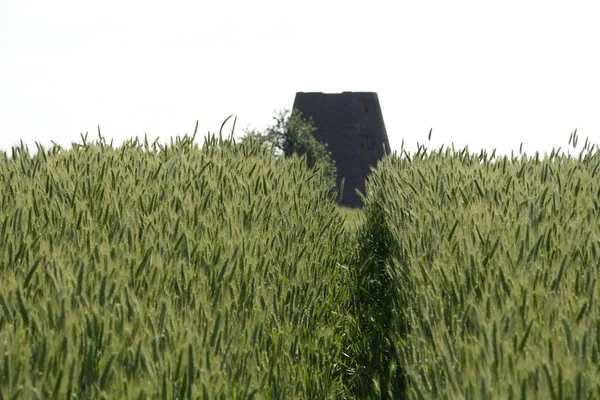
[248,108,338,186]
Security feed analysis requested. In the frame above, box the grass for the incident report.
[1,127,600,399]
[354,136,600,398]
[0,132,356,399]
[337,206,365,231]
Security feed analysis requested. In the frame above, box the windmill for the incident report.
[292,91,390,207]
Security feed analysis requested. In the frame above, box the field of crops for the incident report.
[0,133,359,399]
[356,137,600,399]
[1,129,600,399]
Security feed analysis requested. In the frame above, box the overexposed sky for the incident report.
[1,0,599,156]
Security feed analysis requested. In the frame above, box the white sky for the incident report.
[1,0,599,156]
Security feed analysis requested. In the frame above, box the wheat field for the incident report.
[1,130,599,399]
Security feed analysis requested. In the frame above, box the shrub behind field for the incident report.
[353,143,600,399]
[0,133,354,399]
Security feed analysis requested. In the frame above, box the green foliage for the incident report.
[0,129,355,399]
[354,136,600,399]
[245,108,338,193]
